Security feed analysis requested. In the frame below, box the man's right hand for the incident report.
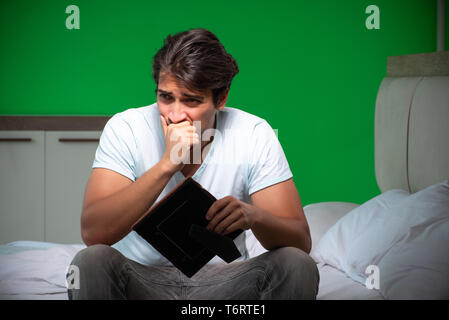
[160,115,200,173]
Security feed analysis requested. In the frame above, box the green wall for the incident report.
[0,0,443,206]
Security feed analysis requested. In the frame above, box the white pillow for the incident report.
[311,180,449,291]
[378,217,449,299]
[310,187,410,282]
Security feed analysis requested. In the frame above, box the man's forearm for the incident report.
[81,161,175,246]
[251,208,312,253]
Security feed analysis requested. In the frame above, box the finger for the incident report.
[222,219,245,235]
[168,125,197,143]
[179,132,199,145]
[206,208,229,231]
[180,128,199,139]
[205,196,234,220]
[207,201,239,231]
[167,127,195,144]
[170,120,192,127]
[160,115,168,136]
[213,210,241,234]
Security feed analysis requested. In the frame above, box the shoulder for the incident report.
[104,103,158,134]
[219,107,269,132]
[219,107,277,140]
[109,103,157,125]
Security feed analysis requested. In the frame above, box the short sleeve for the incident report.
[92,114,137,181]
[247,120,293,195]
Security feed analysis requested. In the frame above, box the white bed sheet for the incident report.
[0,241,84,300]
[316,263,384,300]
[0,241,383,300]
[0,292,69,300]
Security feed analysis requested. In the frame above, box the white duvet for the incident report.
[0,240,382,300]
[0,242,84,298]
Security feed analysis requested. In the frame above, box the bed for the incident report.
[0,239,383,300]
[0,51,448,300]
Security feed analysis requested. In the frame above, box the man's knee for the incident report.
[71,244,121,271]
[68,244,127,300]
[262,246,320,299]
[270,247,317,272]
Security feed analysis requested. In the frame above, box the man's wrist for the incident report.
[157,158,180,177]
[248,204,266,231]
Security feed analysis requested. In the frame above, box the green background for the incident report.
[0,0,446,206]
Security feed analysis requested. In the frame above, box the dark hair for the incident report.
[152,28,239,107]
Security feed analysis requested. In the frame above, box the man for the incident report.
[68,28,319,299]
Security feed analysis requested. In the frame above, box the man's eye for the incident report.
[158,94,199,104]
[159,94,172,100]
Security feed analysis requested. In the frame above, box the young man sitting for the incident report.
[68,28,319,300]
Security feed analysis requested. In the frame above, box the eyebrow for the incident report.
[157,89,205,101]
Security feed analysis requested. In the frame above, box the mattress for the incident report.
[0,241,383,300]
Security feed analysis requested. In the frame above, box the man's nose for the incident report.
[168,103,188,124]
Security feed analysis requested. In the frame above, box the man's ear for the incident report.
[216,89,229,110]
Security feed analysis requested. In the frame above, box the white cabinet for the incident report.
[0,131,45,243]
[0,118,107,244]
[45,131,101,244]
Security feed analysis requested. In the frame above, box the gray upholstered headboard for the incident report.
[375,51,449,193]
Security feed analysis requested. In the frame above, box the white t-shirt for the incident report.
[92,103,293,265]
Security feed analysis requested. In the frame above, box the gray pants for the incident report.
[67,244,319,300]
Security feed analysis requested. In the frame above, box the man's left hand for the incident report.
[205,196,257,235]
